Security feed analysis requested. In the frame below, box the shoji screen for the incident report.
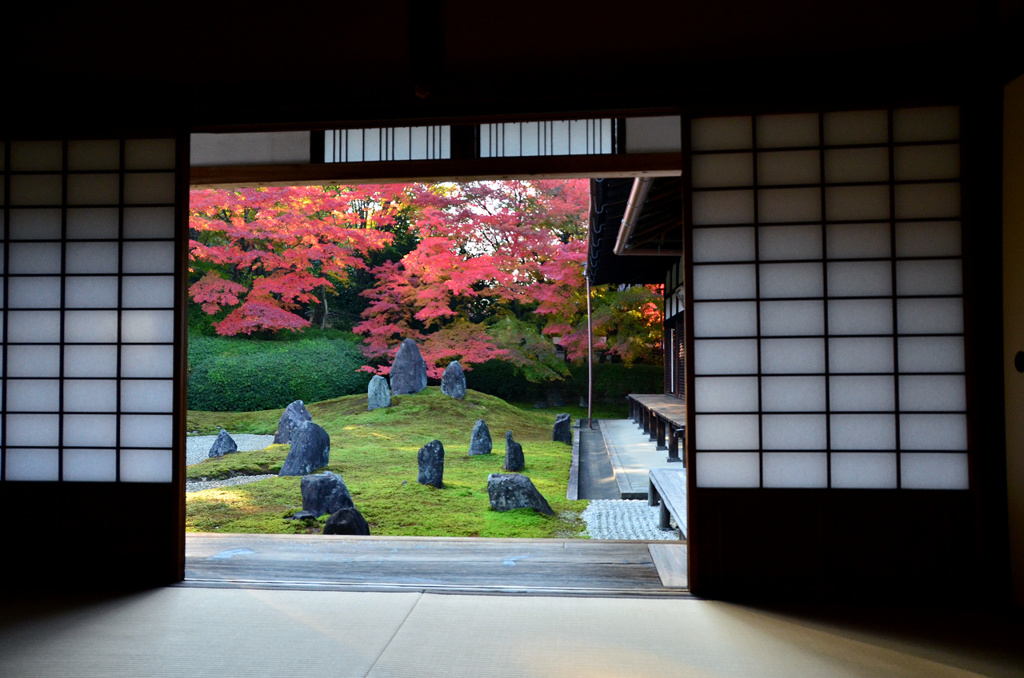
[1,139,179,483]
[689,107,967,490]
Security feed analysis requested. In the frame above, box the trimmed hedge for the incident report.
[464,359,663,403]
[188,335,371,412]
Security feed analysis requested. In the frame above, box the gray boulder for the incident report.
[487,473,555,515]
[273,400,312,444]
[279,421,330,476]
[208,429,237,458]
[552,413,572,444]
[417,439,445,487]
[323,507,371,535]
[300,471,354,517]
[390,338,428,395]
[440,360,466,399]
[468,419,492,456]
[504,431,524,472]
[368,374,391,411]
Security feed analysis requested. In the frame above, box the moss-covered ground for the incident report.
[186,387,588,538]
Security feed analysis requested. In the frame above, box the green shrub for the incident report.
[464,359,664,403]
[188,335,371,411]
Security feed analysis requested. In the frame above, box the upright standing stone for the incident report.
[273,400,312,444]
[440,360,467,399]
[468,419,492,456]
[552,413,572,444]
[279,421,330,476]
[487,473,555,515]
[208,428,238,458]
[390,338,428,395]
[417,439,445,487]
[504,431,524,472]
[367,374,391,411]
[301,471,354,516]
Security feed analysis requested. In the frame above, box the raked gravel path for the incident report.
[186,433,275,493]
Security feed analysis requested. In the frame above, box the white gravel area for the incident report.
[186,433,277,493]
[580,499,681,540]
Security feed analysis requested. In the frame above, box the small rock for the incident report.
[390,338,428,395]
[285,511,319,521]
[440,360,467,399]
[417,439,445,487]
[533,401,548,409]
[367,374,391,411]
[504,431,524,472]
[273,400,312,444]
[208,429,238,458]
[279,421,330,476]
[487,473,555,515]
[552,413,572,444]
[579,396,587,408]
[323,507,371,535]
[301,471,354,516]
[468,419,492,456]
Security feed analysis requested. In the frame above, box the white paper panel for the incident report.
[826,223,891,259]
[693,339,759,375]
[827,261,892,297]
[9,242,62,273]
[763,452,828,488]
[63,449,118,482]
[759,263,823,298]
[893,106,959,142]
[7,311,61,342]
[825,186,890,221]
[120,414,173,447]
[897,298,963,334]
[899,414,968,450]
[67,207,120,239]
[120,380,174,413]
[695,452,760,488]
[830,414,897,449]
[5,414,60,446]
[67,174,119,205]
[4,449,59,481]
[760,300,824,336]
[895,221,961,257]
[9,208,62,239]
[829,337,894,373]
[827,299,893,335]
[65,276,119,308]
[823,110,889,146]
[62,414,118,447]
[830,452,898,489]
[66,241,119,274]
[5,379,60,412]
[64,310,119,343]
[121,310,175,343]
[894,183,961,219]
[756,113,818,148]
[6,345,60,377]
[894,145,959,181]
[11,141,62,171]
[756,151,819,185]
[695,414,759,450]
[10,175,63,205]
[68,140,120,170]
[758,225,822,260]
[758,188,820,223]
[761,376,826,411]
[692,153,753,188]
[124,207,176,239]
[761,338,826,373]
[692,227,756,262]
[9,276,61,308]
[694,377,759,412]
[125,139,176,170]
[900,453,969,490]
[123,241,175,273]
[824,147,889,183]
[692,190,755,225]
[120,449,174,483]
[897,336,965,373]
[122,276,175,308]
[762,414,827,449]
[120,345,175,378]
[899,375,966,412]
[691,117,752,151]
[829,376,895,411]
[896,260,962,296]
[693,301,758,337]
[693,264,756,300]
[64,345,118,377]
[124,173,175,204]
[63,380,118,412]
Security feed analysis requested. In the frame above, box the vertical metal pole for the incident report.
[586,267,594,429]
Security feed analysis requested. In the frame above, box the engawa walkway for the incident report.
[597,418,684,499]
